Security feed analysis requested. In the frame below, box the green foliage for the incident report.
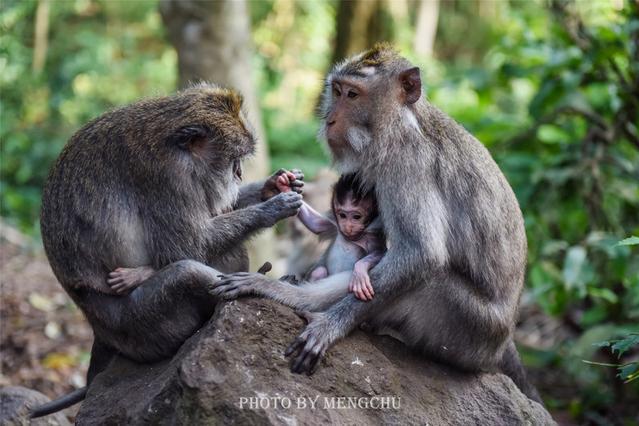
[413,1,639,420]
[589,332,639,383]
[1,0,174,234]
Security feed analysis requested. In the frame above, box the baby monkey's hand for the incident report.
[262,169,304,200]
[348,264,375,301]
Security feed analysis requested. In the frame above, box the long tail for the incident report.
[29,387,87,418]
[499,340,543,404]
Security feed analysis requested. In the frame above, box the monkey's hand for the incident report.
[210,272,268,300]
[285,311,338,375]
[261,168,304,200]
[259,192,303,226]
[348,265,374,301]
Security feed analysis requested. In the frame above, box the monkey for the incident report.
[211,45,542,403]
[277,171,385,301]
[31,84,304,417]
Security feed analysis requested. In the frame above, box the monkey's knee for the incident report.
[310,266,328,281]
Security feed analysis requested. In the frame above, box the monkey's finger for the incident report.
[107,277,124,285]
[293,340,319,374]
[291,169,304,180]
[112,284,128,293]
[285,337,305,357]
[361,283,373,300]
[292,350,311,374]
[307,348,324,375]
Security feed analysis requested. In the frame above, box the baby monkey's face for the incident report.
[333,195,373,241]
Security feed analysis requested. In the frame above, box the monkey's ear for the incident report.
[399,67,421,105]
[169,125,210,151]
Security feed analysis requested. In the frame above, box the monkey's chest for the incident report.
[326,235,365,275]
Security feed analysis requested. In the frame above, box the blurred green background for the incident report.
[1,0,638,424]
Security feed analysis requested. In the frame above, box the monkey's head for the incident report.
[318,44,422,174]
[332,173,378,241]
[126,83,256,210]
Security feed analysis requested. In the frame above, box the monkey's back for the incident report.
[40,105,211,299]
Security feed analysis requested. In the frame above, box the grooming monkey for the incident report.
[33,84,303,417]
[278,172,385,301]
[213,45,542,403]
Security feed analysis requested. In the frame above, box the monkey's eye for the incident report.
[339,213,347,219]
[353,214,362,220]
[347,90,358,99]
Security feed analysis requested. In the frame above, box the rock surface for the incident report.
[77,299,555,425]
[0,386,71,425]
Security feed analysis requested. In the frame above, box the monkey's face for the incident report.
[319,47,423,174]
[318,75,373,172]
[333,195,373,241]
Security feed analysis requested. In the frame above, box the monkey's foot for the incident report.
[211,272,270,300]
[107,267,153,295]
[285,311,338,375]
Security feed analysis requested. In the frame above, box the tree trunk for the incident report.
[331,0,394,64]
[159,0,275,272]
[414,0,440,58]
[32,0,50,74]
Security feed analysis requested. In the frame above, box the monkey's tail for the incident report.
[29,387,87,418]
[499,340,543,404]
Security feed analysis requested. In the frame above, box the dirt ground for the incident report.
[0,232,92,419]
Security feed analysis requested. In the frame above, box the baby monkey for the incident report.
[278,172,386,301]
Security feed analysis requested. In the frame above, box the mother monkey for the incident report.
[214,45,541,402]
[33,84,303,417]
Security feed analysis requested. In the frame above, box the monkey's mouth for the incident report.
[233,160,242,181]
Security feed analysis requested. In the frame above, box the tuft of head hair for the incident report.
[333,173,378,215]
[181,82,243,116]
[332,43,403,77]
[359,42,400,66]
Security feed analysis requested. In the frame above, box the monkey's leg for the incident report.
[213,271,352,312]
[84,260,222,363]
[87,338,117,383]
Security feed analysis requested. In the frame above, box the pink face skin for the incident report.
[333,194,373,241]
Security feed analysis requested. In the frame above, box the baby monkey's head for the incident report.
[332,173,378,241]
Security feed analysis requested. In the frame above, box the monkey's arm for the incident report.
[234,181,265,208]
[235,169,304,209]
[297,202,336,234]
[207,192,302,257]
[354,250,384,271]
[349,250,384,301]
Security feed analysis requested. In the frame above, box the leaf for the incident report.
[563,246,587,290]
[616,236,639,247]
[28,293,55,312]
[611,333,639,357]
[42,353,75,370]
[618,362,639,382]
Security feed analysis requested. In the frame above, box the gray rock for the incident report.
[78,299,555,425]
[0,386,70,426]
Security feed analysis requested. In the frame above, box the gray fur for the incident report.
[35,84,301,417]
[215,47,541,402]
